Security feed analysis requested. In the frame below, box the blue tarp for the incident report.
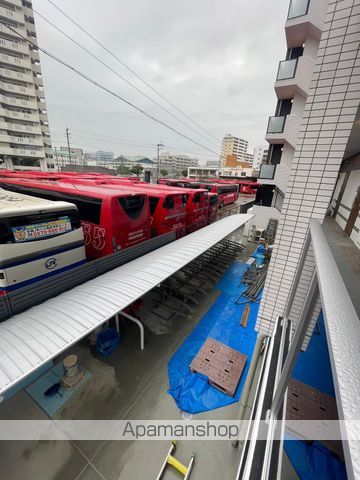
[167,261,260,414]
[285,434,347,480]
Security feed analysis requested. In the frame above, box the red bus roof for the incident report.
[0,178,147,200]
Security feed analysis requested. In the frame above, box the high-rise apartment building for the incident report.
[220,134,249,166]
[0,0,53,171]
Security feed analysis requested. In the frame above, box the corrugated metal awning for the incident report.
[0,214,251,396]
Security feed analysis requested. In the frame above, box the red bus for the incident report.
[32,176,187,239]
[200,183,238,207]
[207,193,219,224]
[157,178,193,188]
[0,178,151,260]
[60,178,188,239]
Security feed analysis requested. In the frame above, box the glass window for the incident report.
[149,197,159,215]
[277,58,298,81]
[163,195,175,209]
[288,0,310,19]
[0,210,80,244]
[0,184,102,224]
[259,164,276,180]
[267,116,286,134]
[118,195,145,220]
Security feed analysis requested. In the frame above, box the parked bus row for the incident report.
[0,171,217,267]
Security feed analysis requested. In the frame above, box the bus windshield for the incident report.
[0,209,80,244]
[118,195,145,220]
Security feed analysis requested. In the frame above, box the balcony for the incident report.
[0,5,24,24]
[285,0,328,47]
[274,55,315,99]
[266,114,301,149]
[0,107,38,122]
[0,37,28,55]
[236,218,360,479]
[2,146,45,158]
[0,52,30,69]
[0,120,41,134]
[0,80,35,96]
[0,93,37,110]
[0,66,33,83]
[0,133,43,146]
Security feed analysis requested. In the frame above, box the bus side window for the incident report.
[193,193,200,203]
[0,221,12,244]
[163,196,174,209]
[149,197,159,215]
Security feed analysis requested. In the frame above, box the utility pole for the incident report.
[157,143,164,180]
[54,146,59,172]
[66,127,72,165]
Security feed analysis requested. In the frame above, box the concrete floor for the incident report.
[0,239,262,480]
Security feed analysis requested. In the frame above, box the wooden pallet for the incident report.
[189,338,247,397]
[286,379,343,459]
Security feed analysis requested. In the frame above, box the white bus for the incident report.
[0,188,86,294]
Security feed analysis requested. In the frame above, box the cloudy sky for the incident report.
[34,0,290,163]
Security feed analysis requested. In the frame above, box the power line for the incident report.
[1,22,219,157]
[46,0,220,144]
[34,8,220,148]
[51,126,218,158]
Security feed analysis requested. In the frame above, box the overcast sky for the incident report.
[34,0,290,163]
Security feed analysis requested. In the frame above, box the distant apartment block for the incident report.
[187,166,217,178]
[220,134,249,166]
[0,0,53,171]
[95,150,114,163]
[252,146,268,172]
[206,159,219,167]
[54,146,85,170]
[157,152,198,174]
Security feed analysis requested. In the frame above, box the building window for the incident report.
[288,0,310,19]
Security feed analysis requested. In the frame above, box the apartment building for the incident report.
[253,145,268,172]
[220,134,249,166]
[0,0,53,171]
[157,152,198,175]
[95,150,114,163]
[237,1,360,477]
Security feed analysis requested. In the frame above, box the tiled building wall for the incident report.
[257,0,360,345]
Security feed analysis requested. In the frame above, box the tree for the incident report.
[130,165,144,175]
[181,169,188,177]
[160,169,168,177]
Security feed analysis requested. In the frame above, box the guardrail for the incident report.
[216,200,255,220]
[0,232,176,321]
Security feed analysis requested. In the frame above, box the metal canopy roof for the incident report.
[0,214,251,397]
